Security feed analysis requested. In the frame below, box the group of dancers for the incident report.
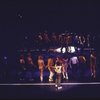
[19,51,96,89]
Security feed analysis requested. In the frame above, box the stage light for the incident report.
[62,47,66,53]
[55,46,76,53]
[55,48,61,53]
[55,47,66,53]
[67,46,75,53]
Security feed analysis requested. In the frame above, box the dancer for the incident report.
[69,54,79,80]
[55,57,63,90]
[19,54,26,81]
[26,53,35,81]
[62,57,69,80]
[78,55,86,80]
[47,56,55,82]
[38,55,45,82]
[90,51,96,78]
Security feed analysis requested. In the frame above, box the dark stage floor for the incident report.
[0,82,100,99]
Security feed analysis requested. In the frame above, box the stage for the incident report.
[0,82,100,99]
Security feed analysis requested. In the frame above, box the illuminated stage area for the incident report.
[1,82,100,91]
[0,31,100,99]
[0,82,100,99]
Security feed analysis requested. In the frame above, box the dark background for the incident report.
[0,0,100,51]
